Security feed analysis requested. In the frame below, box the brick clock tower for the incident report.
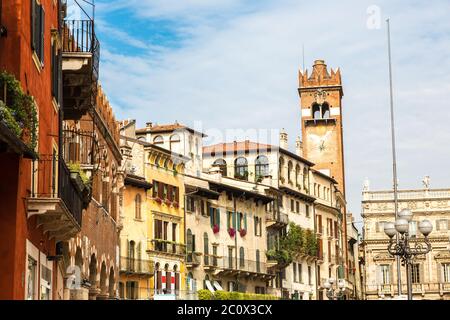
[299,59,346,196]
[299,59,349,281]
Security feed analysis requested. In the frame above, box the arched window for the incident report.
[312,103,321,119]
[303,168,308,191]
[288,161,293,183]
[204,274,210,290]
[165,264,171,294]
[174,265,180,293]
[135,194,141,219]
[213,158,227,176]
[279,157,285,182]
[322,103,330,119]
[234,157,248,180]
[239,247,245,268]
[203,233,209,266]
[187,229,195,262]
[255,155,269,181]
[153,135,164,145]
[295,165,301,186]
[170,134,181,153]
[155,262,162,291]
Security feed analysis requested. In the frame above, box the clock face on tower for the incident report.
[307,130,333,157]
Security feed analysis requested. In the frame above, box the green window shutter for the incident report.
[210,208,214,227]
[244,213,247,230]
[254,216,257,235]
[39,5,45,63]
[216,209,220,228]
[227,212,230,229]
[232,212,236,229]
[237,212,241,230]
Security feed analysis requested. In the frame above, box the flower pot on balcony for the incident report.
[154,197,162,205]
[239,229,247,237]
[213,224,220,234]
[228,228,236,237]
[164,199,172,206]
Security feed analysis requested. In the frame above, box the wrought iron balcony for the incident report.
[265,211,289,229]
[119,256,154,275]
[62,19,100,120]
[62,126,100,171]
[148,239,186,256]
[214,256,274,280]
[186,252,201,268]
[27,154,86,241]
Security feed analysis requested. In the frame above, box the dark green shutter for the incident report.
[216,209,220,229]
[210,207,214,227]
[39,5,44,63]
[232,212,236,229]
[244,213,247,230]
[227,212,230,229]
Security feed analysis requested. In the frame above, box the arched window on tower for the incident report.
[322,103,330,119]
[135,194,141,220]
[170,134,181,153]
[153,135,164,145]
[312,103,321,119]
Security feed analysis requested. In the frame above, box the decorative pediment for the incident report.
[434,251,450,261]
[373,252,395,262]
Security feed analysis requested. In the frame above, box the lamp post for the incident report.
[383,209,433,300]
[323,278,345,300]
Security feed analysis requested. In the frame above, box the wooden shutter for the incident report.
[259,217,262,236]
[168,185,173,201]
[254,216,257,235]
[31,0,37,51]
[232,212,236,229]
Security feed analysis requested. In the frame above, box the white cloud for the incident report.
[97,0,450,226]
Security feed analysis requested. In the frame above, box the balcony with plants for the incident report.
[0,71,38,159]
[27,154,86,241]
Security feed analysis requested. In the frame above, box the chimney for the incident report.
[295,136,303,157]
[279,128,288,150]
[146,122,153,128]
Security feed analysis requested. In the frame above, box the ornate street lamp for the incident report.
[384,209,433,300]
[323,278,345,300]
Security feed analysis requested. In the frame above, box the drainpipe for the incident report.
[313,204,319,300]
[184,188,198,297]
[234,193,238,291]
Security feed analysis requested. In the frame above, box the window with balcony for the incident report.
[239,247,245,268]
[186,196,195,213]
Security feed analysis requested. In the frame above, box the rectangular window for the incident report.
[410,264,420,284]
[31,0,45,64]
[290,199,294,212]
[186,196,195,212]
[305,204,310,217]
[293,263,297,282]
[26,256,37,300]
[380,265,391,284]
[40,265,52,300]
[296,201,300,213]
[443,264,450,283]
[299,263,303,284]
[308,266,312,285]
[152,181,159,198]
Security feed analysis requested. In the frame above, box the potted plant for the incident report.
[155,197,162,205]
[164,198,172,206]
[239,229,247,237]
[213,224,220,234]
[228,227,236,237]
[172,201,179,208]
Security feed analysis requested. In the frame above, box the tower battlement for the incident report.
[299,59,342,89]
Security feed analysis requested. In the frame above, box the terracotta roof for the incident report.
[203,141,273,155]
[136,123,207,137]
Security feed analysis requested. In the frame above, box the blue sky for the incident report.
[85,0,450,226]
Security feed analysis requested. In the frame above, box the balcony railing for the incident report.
[119,256,154,275]
[265,211,289,228]
[149,239,186,256]
[362,189,450,201]
[186,252,201,267]
[215,256,271,276]
[30,154,84,227]
[62,127,99,169]
[62,19,100,80]
[365,283,450,295]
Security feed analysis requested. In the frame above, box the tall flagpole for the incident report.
[386,18,402,297]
